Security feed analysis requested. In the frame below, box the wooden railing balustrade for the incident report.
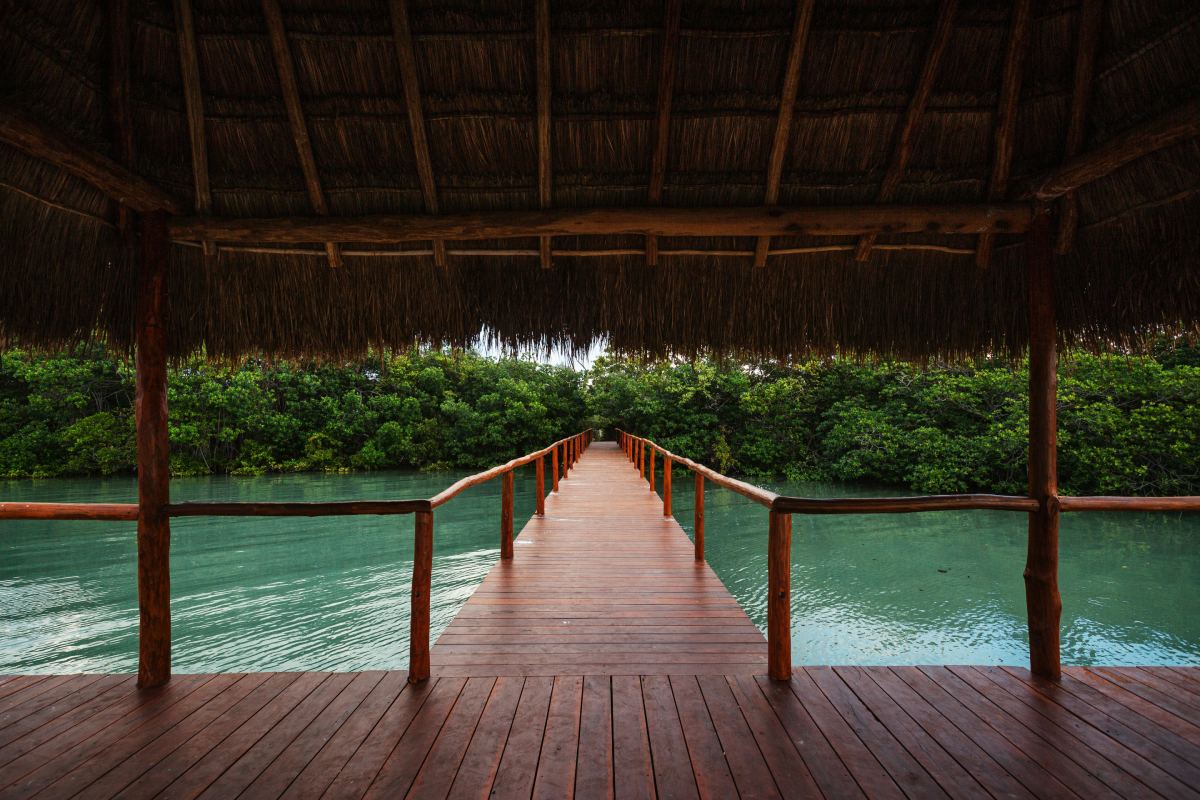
[0,428,594,685]
[616,429,1200,682]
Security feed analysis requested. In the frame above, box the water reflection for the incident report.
[1,470,1197,672]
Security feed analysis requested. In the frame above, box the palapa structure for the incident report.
[1,0,1199,695]
[1,0,1197,360]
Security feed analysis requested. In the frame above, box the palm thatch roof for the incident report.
[1,0,1197,359]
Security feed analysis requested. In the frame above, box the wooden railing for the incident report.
[0,428,594,684]
[616,430,1200,681]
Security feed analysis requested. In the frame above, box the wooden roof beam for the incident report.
[261,0,341,269]
[754,0,815,267]
[173,0,215,257]
[976,0,1032,269]
[1020,98,1200,201]
[855,0,956,262]
[1057,0,1101,254]
[170,203,1033,244]
[388,0,445,268]
[107,0,136,241]
[0,105,180,214]
[645,0,682,267]
[536,0,552,269]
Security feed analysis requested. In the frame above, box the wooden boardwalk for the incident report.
[431,441,766,676]
[2,443,1199,797]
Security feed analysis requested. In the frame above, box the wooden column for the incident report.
[409,510,432,682]
[1025,205,1062,679]
[551,446,559,492]
[639,441,645,480]
[135,211,172,689]
[663,458,672,516]
[535,455,545,515]
[649,448,656,492]
[694,475,705,561]
[561,442,568,480]
[501,470,514,559]
[768,510,792,680]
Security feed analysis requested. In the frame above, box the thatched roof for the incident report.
[1,0,1198,359]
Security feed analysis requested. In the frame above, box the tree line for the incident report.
[1,343,1196,496]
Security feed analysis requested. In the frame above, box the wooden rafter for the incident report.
[173,0,215,257]
[1021,98,1200,200]
[754,0,815,267]
[170,202,1033,243]
[1055,0,1103,255]
[107,0,136,242]
[645,0,682,267]
[388,0,446,268]
[0,105,179,213]
[261,0,342,269]
[536,0,552,269]
[976,0,1032,269]
[855,0,956,262]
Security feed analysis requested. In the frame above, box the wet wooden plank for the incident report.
[574,675,614,800]
[408,676,496,798]
[697,674,780,799]
[488,676,552,800]
[532,675,583,799]
[642,675,699,800]
[669,675,739,800]
[361,676,465,798]
[611,674,655,800]
[447,676,524,799]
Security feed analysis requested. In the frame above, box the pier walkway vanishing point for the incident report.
[1,442,1199,798]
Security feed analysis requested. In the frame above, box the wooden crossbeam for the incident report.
[389,0,446,268]
[1056,0,1102,254]
[855,0,956,262]
[535,0,552,268]
[976,0,1032,269]
[170,203,1032,243]
[0,105,179,214]
[1021,98,1200,201]
[173,0,215,257]
[107,0,136,240]
[645,0,682,267]
[754,0,815,267]
[261,0,342,269]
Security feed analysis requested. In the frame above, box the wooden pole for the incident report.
[663,458,672,516]
[649,448,656,492]
[535,455,545,515]
[1025,205,1062,679]
[768,510,792,680]
[551,446,559,493]
[694,474,705,561]
[501,470,514,559]
[409,510,432,682]
[135,211,172,689]
[639,441,645,480]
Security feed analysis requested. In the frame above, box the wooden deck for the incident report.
[431,441,766,676]
[2,442,1199,797]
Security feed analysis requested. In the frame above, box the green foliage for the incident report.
[586,343,1200,496]
[2,340,1197,497]
[0,347,587,478]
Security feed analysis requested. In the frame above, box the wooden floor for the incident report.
[431,441,767,676]
[3,442,1199,797]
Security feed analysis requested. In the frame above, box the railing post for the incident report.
[551,446,559,492]
[501,469,514,559]
[561,441,568,480]
[535,454,545,515]
[1025,204,1062,679]
[136,210,171,689]
[409,510,433,682]
[663,457,672,516]
[649,447,656,492]
[694,474,704,561]
[768,510,792,680]
[639,440,645,480]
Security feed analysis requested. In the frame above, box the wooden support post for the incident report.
[409,510,432,682]
[136,211,172,689]
[561,441,568,480]
[1025,205,1062,679]
[501,470,514,559]
[768,510,792,680]
[551,446,559,492]
[663,458,672,516]
[639,440,645,479]
[649,448,656,492]
[694,474,705,561]
[535,455,545,515]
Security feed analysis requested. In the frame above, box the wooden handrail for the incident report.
[428,429,591,508]
[0,502,139,521]
[616,431,777,508]
[1058,495,1200,512]
[772,494,1040,514]
[167,500,432,516]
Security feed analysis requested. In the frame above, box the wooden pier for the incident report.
[2,442,1198,798]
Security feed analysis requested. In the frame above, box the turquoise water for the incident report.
[1,470,1197,673]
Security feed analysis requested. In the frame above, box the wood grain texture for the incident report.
[169,203,1033,243]
[1056,0,1104,254]
[645,0,682,267]
[172,0,214,256]
[535,0,552,269]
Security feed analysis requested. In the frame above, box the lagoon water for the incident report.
[2,468,1197,673]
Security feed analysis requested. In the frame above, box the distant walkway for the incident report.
[430,441,768,676]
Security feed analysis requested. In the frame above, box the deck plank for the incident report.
[446,676,523,799]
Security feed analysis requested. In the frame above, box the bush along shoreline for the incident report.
[1,342,1196,497]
